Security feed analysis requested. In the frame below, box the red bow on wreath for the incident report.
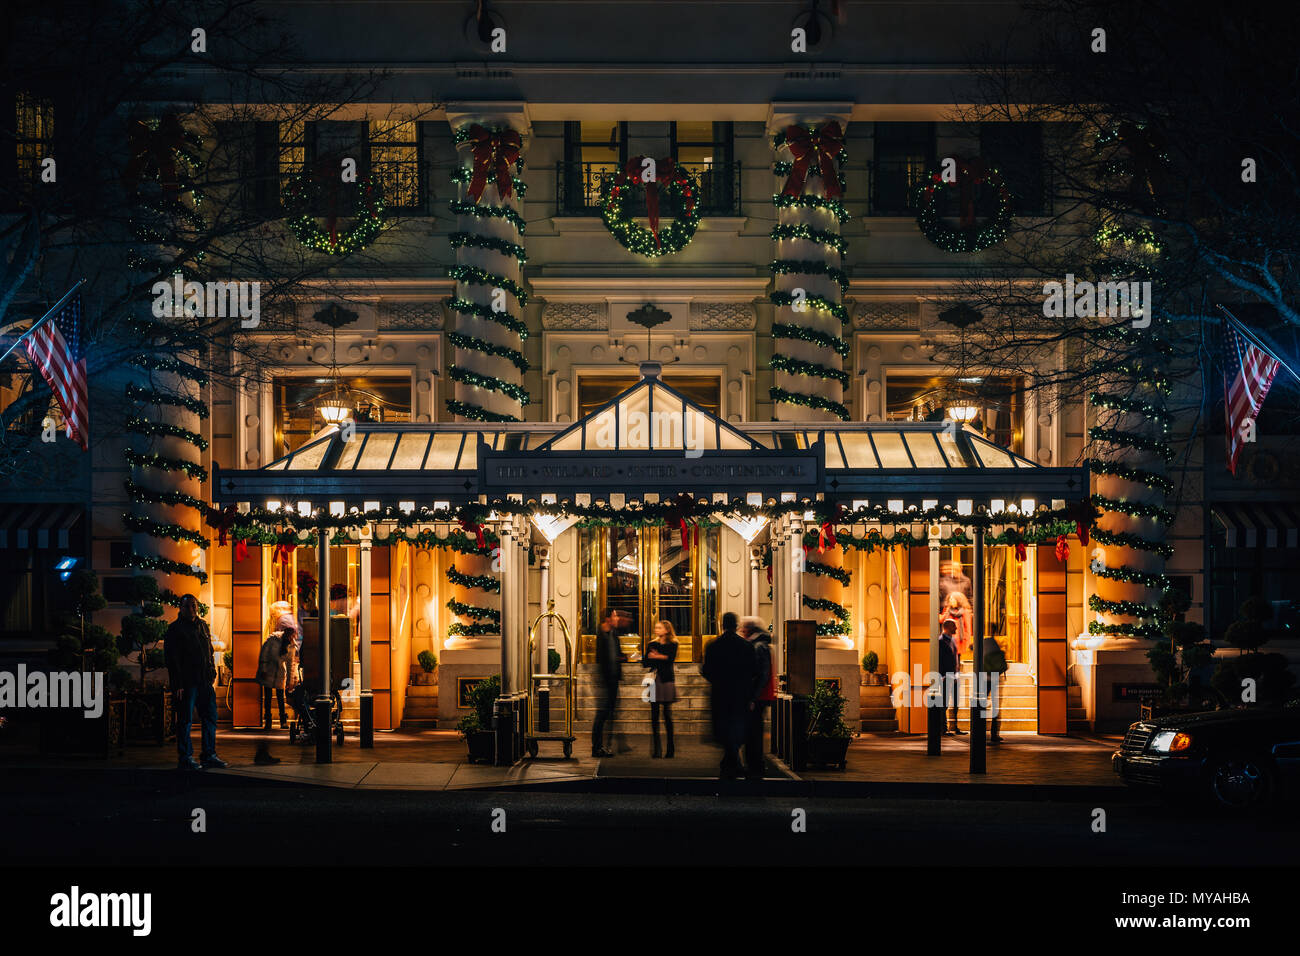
[465,124,522,203]
[123,115,186,196]
[781,121,844,199]
[459,518,487,551]
[1055,535,1070,563]
[623,156,679,249]
[955,158,992,228]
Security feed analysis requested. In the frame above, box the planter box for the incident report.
[805,735,850,770]
[465,729,496,764]
[123,687,175,745]
[411,671,437,686]
[39,699,125,756]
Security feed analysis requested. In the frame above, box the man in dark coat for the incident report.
[591,607,625,757]
[164,593,226,770]
[741,617,775,780]
[937,617,964,736]
[702,611,756,780]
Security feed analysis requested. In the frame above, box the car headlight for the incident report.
[1149,730,1192,753]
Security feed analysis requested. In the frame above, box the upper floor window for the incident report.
[981,122,1048,216]
[870,122,935,215]
[3,93,55,208]
[885,373,1025,454]
[558,121,737,215]
[272,375,411,459]
[224,117,426,219]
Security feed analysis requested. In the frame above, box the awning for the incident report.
[1213,503,1300,548]
[0,503,84,550]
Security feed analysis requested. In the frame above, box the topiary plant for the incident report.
[418,649,438,673]
[807,678,853,739]
[862,650,879,674]
[120,576,169,687]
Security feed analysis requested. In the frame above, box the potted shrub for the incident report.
[548,648,561,674]
[456,674,500,763]
[413,650,438,685]
[219,650,234,686]
[1141,588,1219,719]
[805,678,855,769]
[861,650,880,685]
[1211,596,1296,709]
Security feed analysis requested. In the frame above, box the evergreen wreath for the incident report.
[914,159,1012,253]
[283,171,385,256]
[600,159,701,258]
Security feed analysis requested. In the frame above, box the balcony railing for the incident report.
[867,159,1053,217]
[555,161,742,217]
[274,159,431,217]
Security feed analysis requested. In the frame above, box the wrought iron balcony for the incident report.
[867,159,1053,218]
[554,161,742,217]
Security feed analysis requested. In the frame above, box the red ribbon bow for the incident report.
[274,542,295,565]
[1055,535,1070,564]
[818,522,838,553]
[956,158,991,228]
[208,505,237,547]
[781,121,844,198]
[466,124,522,203]
[123,115,185,196]
[234,540,249,563]
[460,519,486,551]
[622,156,680,249]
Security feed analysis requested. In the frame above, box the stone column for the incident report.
[767,103,853,423]
[445,103,532,423]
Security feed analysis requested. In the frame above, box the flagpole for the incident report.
[0,279,85,365]
[1217,304,1300,386]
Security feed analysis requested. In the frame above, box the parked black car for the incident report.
[1113,708,1300,809]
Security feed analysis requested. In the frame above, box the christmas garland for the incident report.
[767,386,850,421]
[125,416,209,452]
[769,125,850,423]
[769,354,850,389]
[802,595,850,636]
[124,448,207,481]
[804,560,851,585]
[446,331,528,373]
[1089,526,1174,559]
[600,158,701,258]
[447,123,530,424]
[914,158,1012,253]
[772,323,851,357]
[282,171,386,256]
[445,565,502,593]
[769,292,847,324]
[446,598,501,624]
[125,383,209,418]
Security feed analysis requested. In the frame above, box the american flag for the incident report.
[24,291,88,451]
[1223,311,1280,475]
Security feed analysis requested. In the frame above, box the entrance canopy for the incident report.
[214,370,1086,514]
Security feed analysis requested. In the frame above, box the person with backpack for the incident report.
[983,635,1009,744]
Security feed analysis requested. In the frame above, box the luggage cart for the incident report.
[525,600,576,759]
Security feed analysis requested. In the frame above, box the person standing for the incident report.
[937,617,963,736]
[257,608,291,731]
[643,620,678,758]
[164,594,226,770]
[983,635,1009,744]
[740,616,775,780]
[701,611,755,780]
[940,591,973,655]
[591,607,625,758]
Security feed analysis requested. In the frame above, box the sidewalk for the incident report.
[0,723,1129,798]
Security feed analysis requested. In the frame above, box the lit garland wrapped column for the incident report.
[124,336,211,607]
[769,119,851,422]
[1086,325,1173,640]
[123,116,210,611]
[801,529,852,639]
[447,119,530,423]
[445,524,502,643]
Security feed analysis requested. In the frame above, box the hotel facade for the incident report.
[4,1,1297,755]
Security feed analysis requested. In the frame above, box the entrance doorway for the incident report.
[578,525,720,663]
